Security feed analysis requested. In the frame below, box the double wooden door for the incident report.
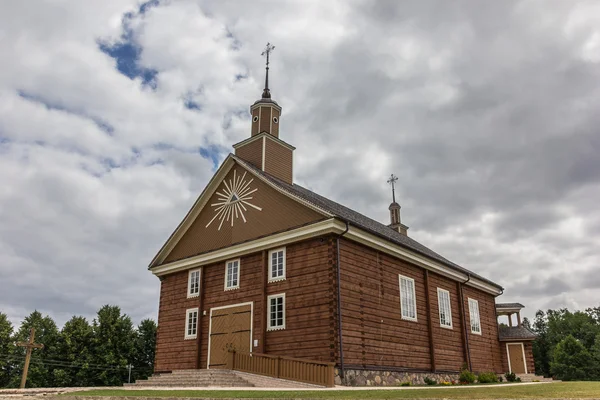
[208,303,252,368]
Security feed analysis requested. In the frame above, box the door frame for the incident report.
[207,301,254,369]
[506,342,527,374]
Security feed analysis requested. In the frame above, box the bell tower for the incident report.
[387,174,409,236]
[234,43,295,184]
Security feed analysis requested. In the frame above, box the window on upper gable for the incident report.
[225,259,240,290]
[468,298,482,334]
[399,275,417,321]
[267,293,286,330]
[437,288,453,329]
[268,248,286,282]
[188,269,201,298]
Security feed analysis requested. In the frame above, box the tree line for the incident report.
[527,306,600,381]
[0,306,156,388]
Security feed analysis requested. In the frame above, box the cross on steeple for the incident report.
[387,174,398,203]
[261,42,275,99]
[15,328,44,389]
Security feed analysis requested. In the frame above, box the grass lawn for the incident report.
[65,382,600,399]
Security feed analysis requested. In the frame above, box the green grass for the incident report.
[64,381,600,399]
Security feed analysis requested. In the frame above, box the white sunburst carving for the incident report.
[206,170,263,230]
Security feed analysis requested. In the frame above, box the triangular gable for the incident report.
[149,155,330,268]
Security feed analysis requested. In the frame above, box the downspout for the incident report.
[336,221,350,384]
[460,273,473,372]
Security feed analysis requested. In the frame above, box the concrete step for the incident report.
[516,374,556,382]
[129,369,255,388]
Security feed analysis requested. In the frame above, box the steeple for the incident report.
[233,43,295,184]
[387,174,409,236]
[261,42,274,99]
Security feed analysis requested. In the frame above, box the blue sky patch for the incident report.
[98,0,161,88]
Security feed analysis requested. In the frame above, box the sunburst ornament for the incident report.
[206,170,262,230]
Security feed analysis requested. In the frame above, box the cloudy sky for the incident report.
[1,0,599,328]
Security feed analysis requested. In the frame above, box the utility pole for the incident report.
[127,364,134,383]
[15,328,44,389]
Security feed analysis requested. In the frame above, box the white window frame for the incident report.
[268,247,286,283]
[437,288,453,329]
[184,307,199,340]
[187,268,201,298]
[224,259,240,291]
[468,298,482,335]
[398,275,417,321]
[267,293,286,331]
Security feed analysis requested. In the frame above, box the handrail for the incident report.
[227,350,335,387]
[232,350,335,366]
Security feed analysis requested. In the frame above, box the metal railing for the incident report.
[227,350,335,387]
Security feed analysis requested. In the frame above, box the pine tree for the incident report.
[0,312,14,388]
[133,319,156,381]
[54,316,93,387]
[91,305,135,386]
[9,311,60,388]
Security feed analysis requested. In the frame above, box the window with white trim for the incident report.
[399,275,417,321]
[268,248,286,282]
[188,269,201,298]
[468,298,482,334]
[437,288,453,328]
[267,293,285,330]
[225,259,240,290]
[185,308,198,339]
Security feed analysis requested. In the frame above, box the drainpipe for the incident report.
[336,221,350,384]
[460,273,473,372]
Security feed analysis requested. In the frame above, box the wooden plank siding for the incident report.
[154,237,333,372]
[264,138,293,184]
[337,238,501,373]
[500,341,535,375]
[462,286,504,373]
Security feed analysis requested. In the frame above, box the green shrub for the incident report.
[504,372,517,382]
[477,372,499,383]
[400,381,411,386]
[459,370,476,384]
[423,377,437,385]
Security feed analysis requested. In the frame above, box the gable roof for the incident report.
[498,325,537,341]
[233,155,503,291]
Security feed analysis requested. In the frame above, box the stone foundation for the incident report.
[335,368,460,386]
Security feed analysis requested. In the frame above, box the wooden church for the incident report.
[149,45,537,385]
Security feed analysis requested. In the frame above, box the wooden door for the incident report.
[507,343,526,374]
[208,303,252,368]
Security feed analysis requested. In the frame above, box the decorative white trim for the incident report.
[261,136,266,171]
[506,342,528,374]
[252,115,259,122]
[232,133,295,152]
[250,101,282,113]
[267,293,286,331]
[207,301,253,369]
[224,259,241,290]
[184,308,199,340]
[437,288,453,329]
[151,219,345,276]
[268,247,286,283]
[269,107,273,134]
[206,169,262,231]
[342,226,503,296]
[187,268,201,298]
[399,275,417,322]
[468,298,482,335]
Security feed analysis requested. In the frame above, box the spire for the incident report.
[387,174,409,236]
[261,42,275,99]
